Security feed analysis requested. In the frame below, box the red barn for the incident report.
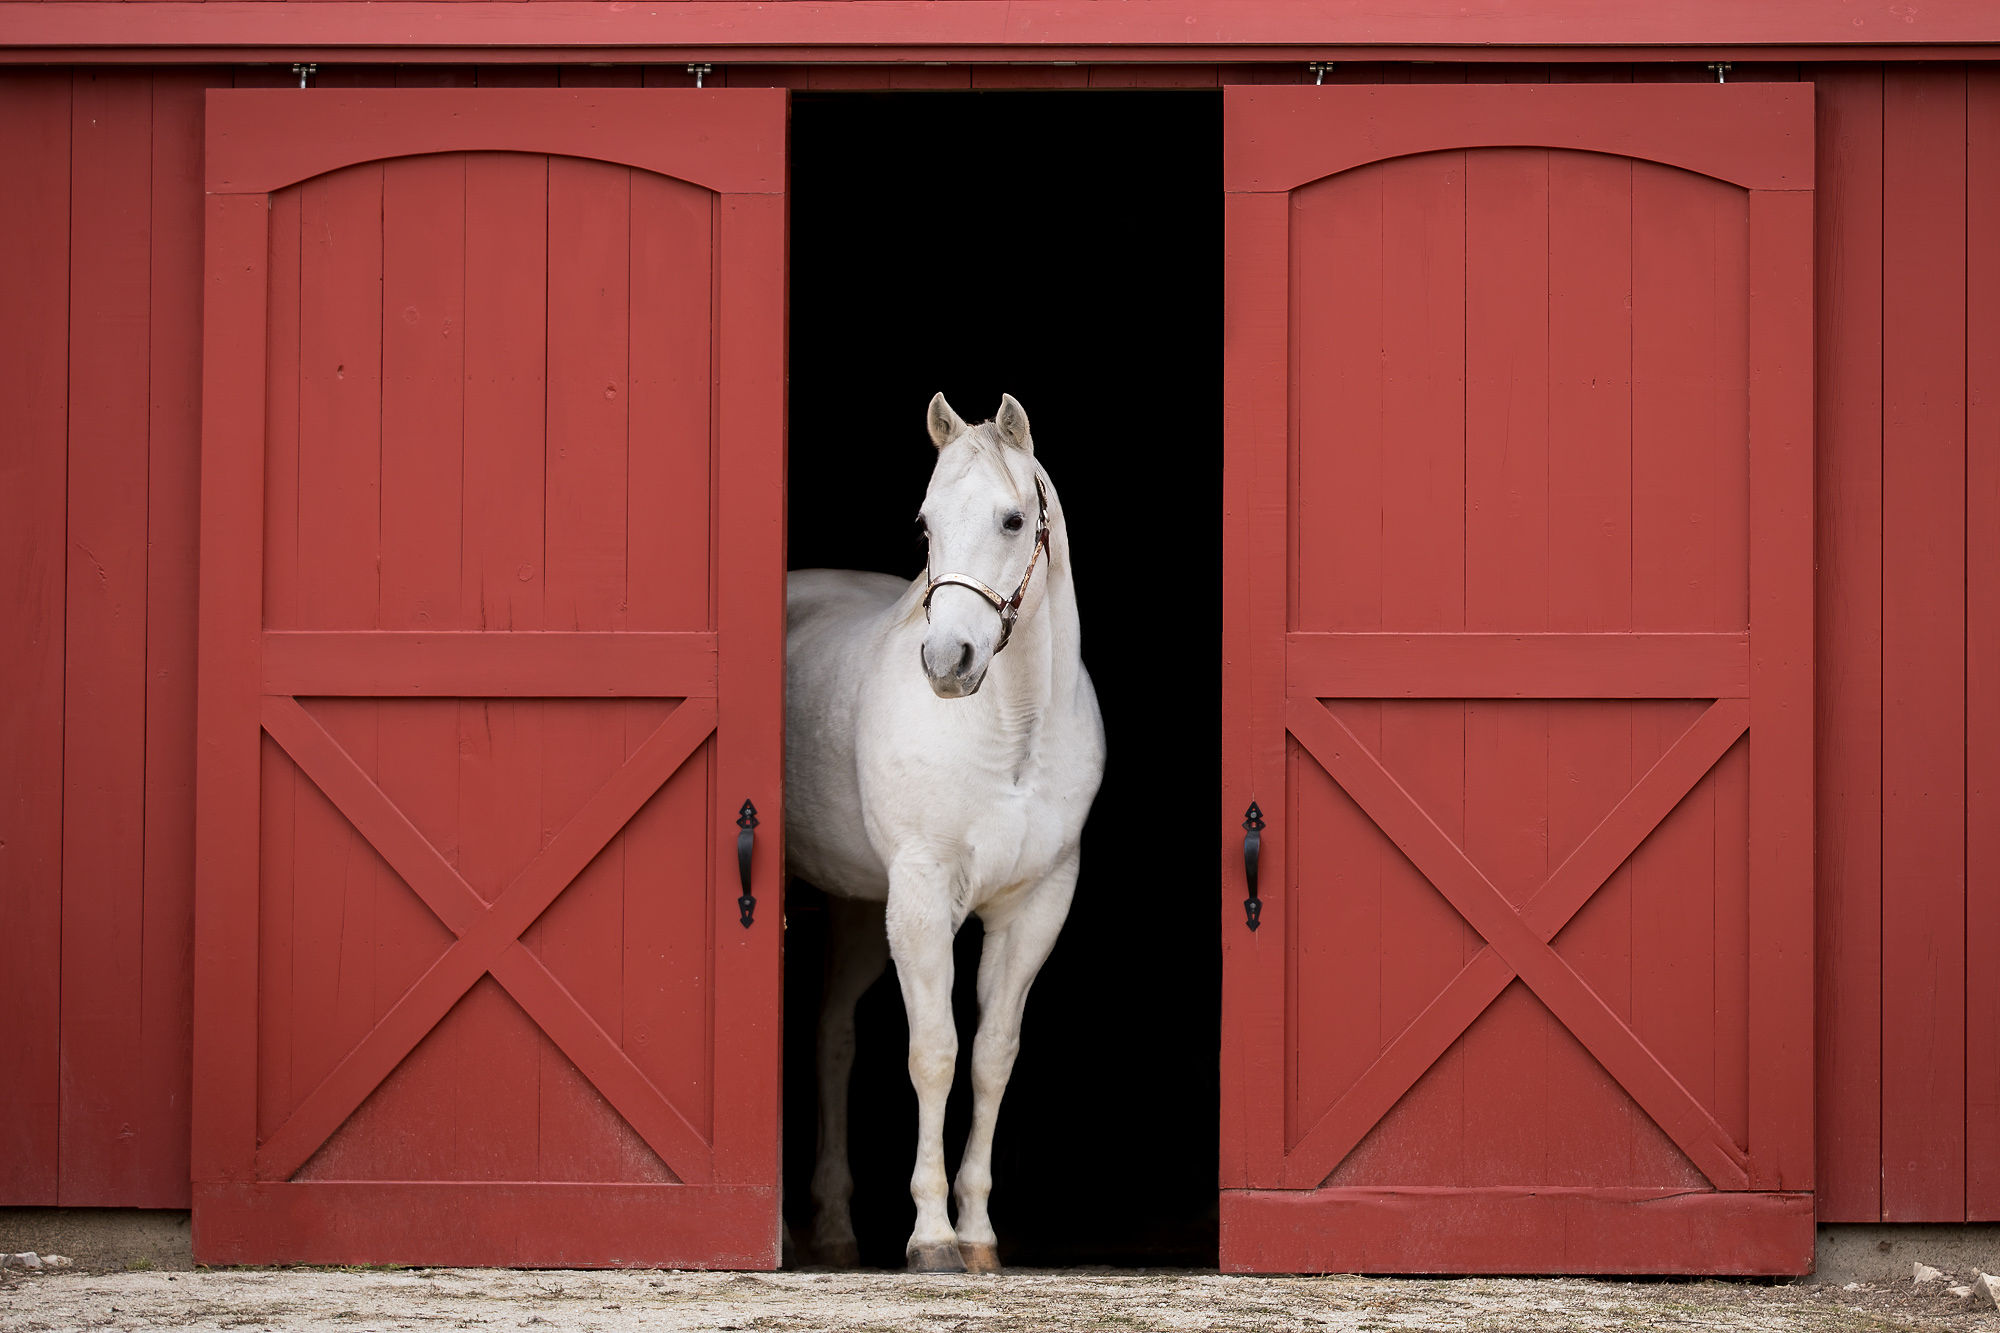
[0,1,1994,1277]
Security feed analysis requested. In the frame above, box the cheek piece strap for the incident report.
[921,476,1051,656]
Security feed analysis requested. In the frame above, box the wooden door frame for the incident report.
[1219,82,1815,1274]
[191,87,789,1267]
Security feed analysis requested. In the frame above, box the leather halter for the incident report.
[921,476,1050,655]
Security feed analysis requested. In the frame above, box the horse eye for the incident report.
[1002,513,1025,533]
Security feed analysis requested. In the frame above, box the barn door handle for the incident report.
[1241,801,1264,932]
[735,800,759,928]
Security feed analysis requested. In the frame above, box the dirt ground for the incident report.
[4,1267,1999,1333]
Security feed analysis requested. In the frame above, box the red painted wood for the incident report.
[1880,65,1967,1224]
[262,632,718,697]
[60,70,160,1207]
[12,0,2000,59]
[374,147,471,1188]
[0,69,70,1206]
[709,186,787,1187]
[193,1181,776,1269]
[1285,633,1750,698]
[1810,65,1885,1224]
[536,151,641,1184]
[194,86,787,1265]
[1542,139,1642,1191]
[1287,699,1754,1190]
[1624,151,1746,1196]
[1745,186,1817,1192]
[138,68,219,1213]
[1220,188,1290,1191]
[1225,84,1813,193]
[1221,1188,1815,1276]
[452,146,553,1185]
[1222,82,1814,1272]
[193,190,272,1188]
[1283,702,1752,1187]
[1968,69,2000,1223]
[207,89,782,195]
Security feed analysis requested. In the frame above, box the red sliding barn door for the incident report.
[193,90,787,1267]
[1220,84,1814,1274]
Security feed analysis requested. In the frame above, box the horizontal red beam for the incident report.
[1288,632,1750,699]
[1221,1187,1815,1275]
[7,47,1997,68]
[4,1,1999,55]
[262,631,716,698]
[192,1181,777,1268]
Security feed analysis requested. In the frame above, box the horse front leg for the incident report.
[810,894,889,1266]
[954,850,1079,1275]
[886,856,964,1272]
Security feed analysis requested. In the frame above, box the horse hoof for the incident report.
[813,1238,861,1268]
[906,1241,966,1273]
[959,1242,1001,1275]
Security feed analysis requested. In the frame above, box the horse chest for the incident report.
[861,723,1094,902]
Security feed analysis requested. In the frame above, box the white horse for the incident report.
[784,393,1105,1273]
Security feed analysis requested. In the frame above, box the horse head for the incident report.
[916,392,1049,698]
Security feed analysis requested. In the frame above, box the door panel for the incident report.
[194,89,787,1267]
[1220,84,1814,1275]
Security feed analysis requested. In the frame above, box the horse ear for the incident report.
[927,393,967,450]
[994,394,1032,452]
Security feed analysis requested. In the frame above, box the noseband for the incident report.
[921,476,1050,655]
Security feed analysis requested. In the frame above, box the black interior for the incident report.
[784,90,1223,1268]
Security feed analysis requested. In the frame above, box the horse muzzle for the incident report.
[920,631,990,698]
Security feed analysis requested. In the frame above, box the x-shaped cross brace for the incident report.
[253,695,719,1183]
[1280,696,1753,1190]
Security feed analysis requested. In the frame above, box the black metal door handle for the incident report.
[736,800,759,928]
[1241,801,1264,932]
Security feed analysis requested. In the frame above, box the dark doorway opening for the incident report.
[784,90,1223,1268]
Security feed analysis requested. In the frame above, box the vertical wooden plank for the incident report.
[711,182,786,1241]
[1463,148,1552,646]
[1370,150,1470,1186]
[623,166,717,1138]
[0,69,71,1206]
[60,70,155,1206]
[1286,163,1385,1163]
[1221,182,1291,1190]
[1461,147,1551,1187]
[372,149,469,1175]
[537,155,639,1181]
[627,168,714,636]
[458,149,548,1177]
[1628,160,1739,1154]
[254,183,302,1144]
[1746,186,1818,1192]
[1965,68,2000,1222]
[138,69,216,1212]
[288,160,385,1116]
[1880,65,1968,1224]
[1811,66,1885,1222]
[193,187,271,1189]
[1545,148,1640,1186]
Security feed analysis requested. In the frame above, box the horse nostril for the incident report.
[956,642,975,676]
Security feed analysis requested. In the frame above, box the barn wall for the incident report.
[0,59,1992,1221]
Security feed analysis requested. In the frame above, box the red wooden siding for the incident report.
[0,61,1995,1228]
[1811,64,1997,1224]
